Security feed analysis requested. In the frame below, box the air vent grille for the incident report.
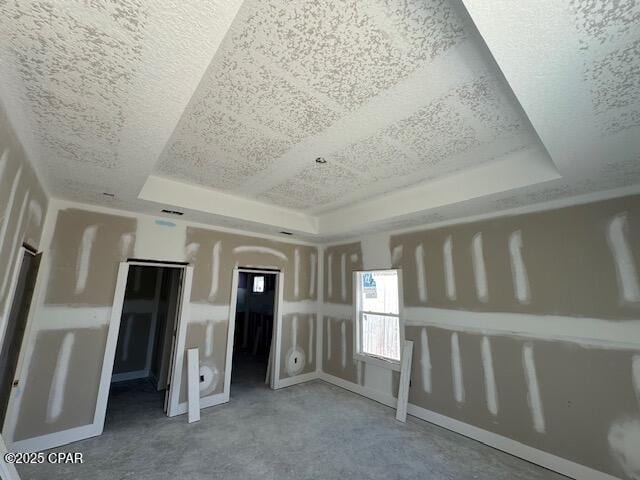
[161,209,184,216]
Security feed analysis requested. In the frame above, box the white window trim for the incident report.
[353,268,405,371]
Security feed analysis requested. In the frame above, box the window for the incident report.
[354,269,402,366]
[252,275,265,293]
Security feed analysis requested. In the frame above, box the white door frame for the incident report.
[97,261,192,429]
[0,245,39,440]
[227,268,284,390]
[0,246,35,357]
[165,265,193,417]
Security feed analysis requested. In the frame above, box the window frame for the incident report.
[252,275,266,294]
[353,268,404,371]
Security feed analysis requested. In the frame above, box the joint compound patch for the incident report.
[608,417,640,480]
[285,346,306,376]
[199,363,220,394]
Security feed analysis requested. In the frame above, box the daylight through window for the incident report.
[355,270,401,363]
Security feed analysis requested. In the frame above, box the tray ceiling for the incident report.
[0,0,638,240]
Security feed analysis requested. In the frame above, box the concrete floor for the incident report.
[18,357,565,480]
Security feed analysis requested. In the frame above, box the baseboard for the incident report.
[7,424,100,453]
[319,372,398,408]
[276,371,319,389]
[111,369,149,383]
[319,372,619,480]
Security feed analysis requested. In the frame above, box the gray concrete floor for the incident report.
[18,356,566,480]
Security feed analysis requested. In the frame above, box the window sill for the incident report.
[354,353,401,372]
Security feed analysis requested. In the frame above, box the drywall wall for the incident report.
[321,194,640,480]
[0,99,48,351]
[4,201,319,447]
[184,226,318,402]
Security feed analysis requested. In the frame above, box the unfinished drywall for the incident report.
[5,203,319,448]
[393,195,640,319]
[185,227,319,392]
[9,208,136,442]
[0,99,48,348]
[323,242,362,305]
[321,194,640,480]
[13,327,107,440]
[279,313,316,378]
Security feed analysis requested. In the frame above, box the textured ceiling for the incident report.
[0,0,638,241]
[156,0,540,212]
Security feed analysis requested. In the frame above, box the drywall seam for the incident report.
[27,301,318,331]
[481,336,498,416]
[327,317,332,360]
[308,316,314,366]
[0,166,22,258]
[292,315,298,347]
[341,320,347,368]
[607,213,640,303]
[321,300,639,349]
[27,199,42,229]
[391,245,403,266]
[118,233,134,259]
[607,418,640,480]
[633,354,640,406]
[280,300,319,315]
[340,253,347,301]
[294,248,300,298]
[451,332,464,403]
[0,149,8,181]
[46,332,75,423]
[232,245,287,260]
[508,230,531,304]
[205,322,214,357]
[443,236,456,300]
[327,253,333,299]
[75,225,98,294]
[471,233,489,302]
[415,243,428,303]
[523,343,545,433]
[185,242,200,258]
[401,306,640,349]
[420,327,432,393]
[0,189,29,298]
[310,252,316,297]
[209,240,221,300]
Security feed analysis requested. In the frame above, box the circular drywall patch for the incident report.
[285,347,306,376]
[199,364,220,394]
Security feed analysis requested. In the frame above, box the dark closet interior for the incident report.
[107,265,182,416]
[231,271,276,388]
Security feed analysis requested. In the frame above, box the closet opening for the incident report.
[230,269,280,393]
[105,263,184,424]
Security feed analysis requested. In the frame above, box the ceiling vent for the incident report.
[161,208,184,216]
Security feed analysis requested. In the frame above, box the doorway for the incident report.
[229,269,282,393]
[106,264,184,420]
[0,246,41,429]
